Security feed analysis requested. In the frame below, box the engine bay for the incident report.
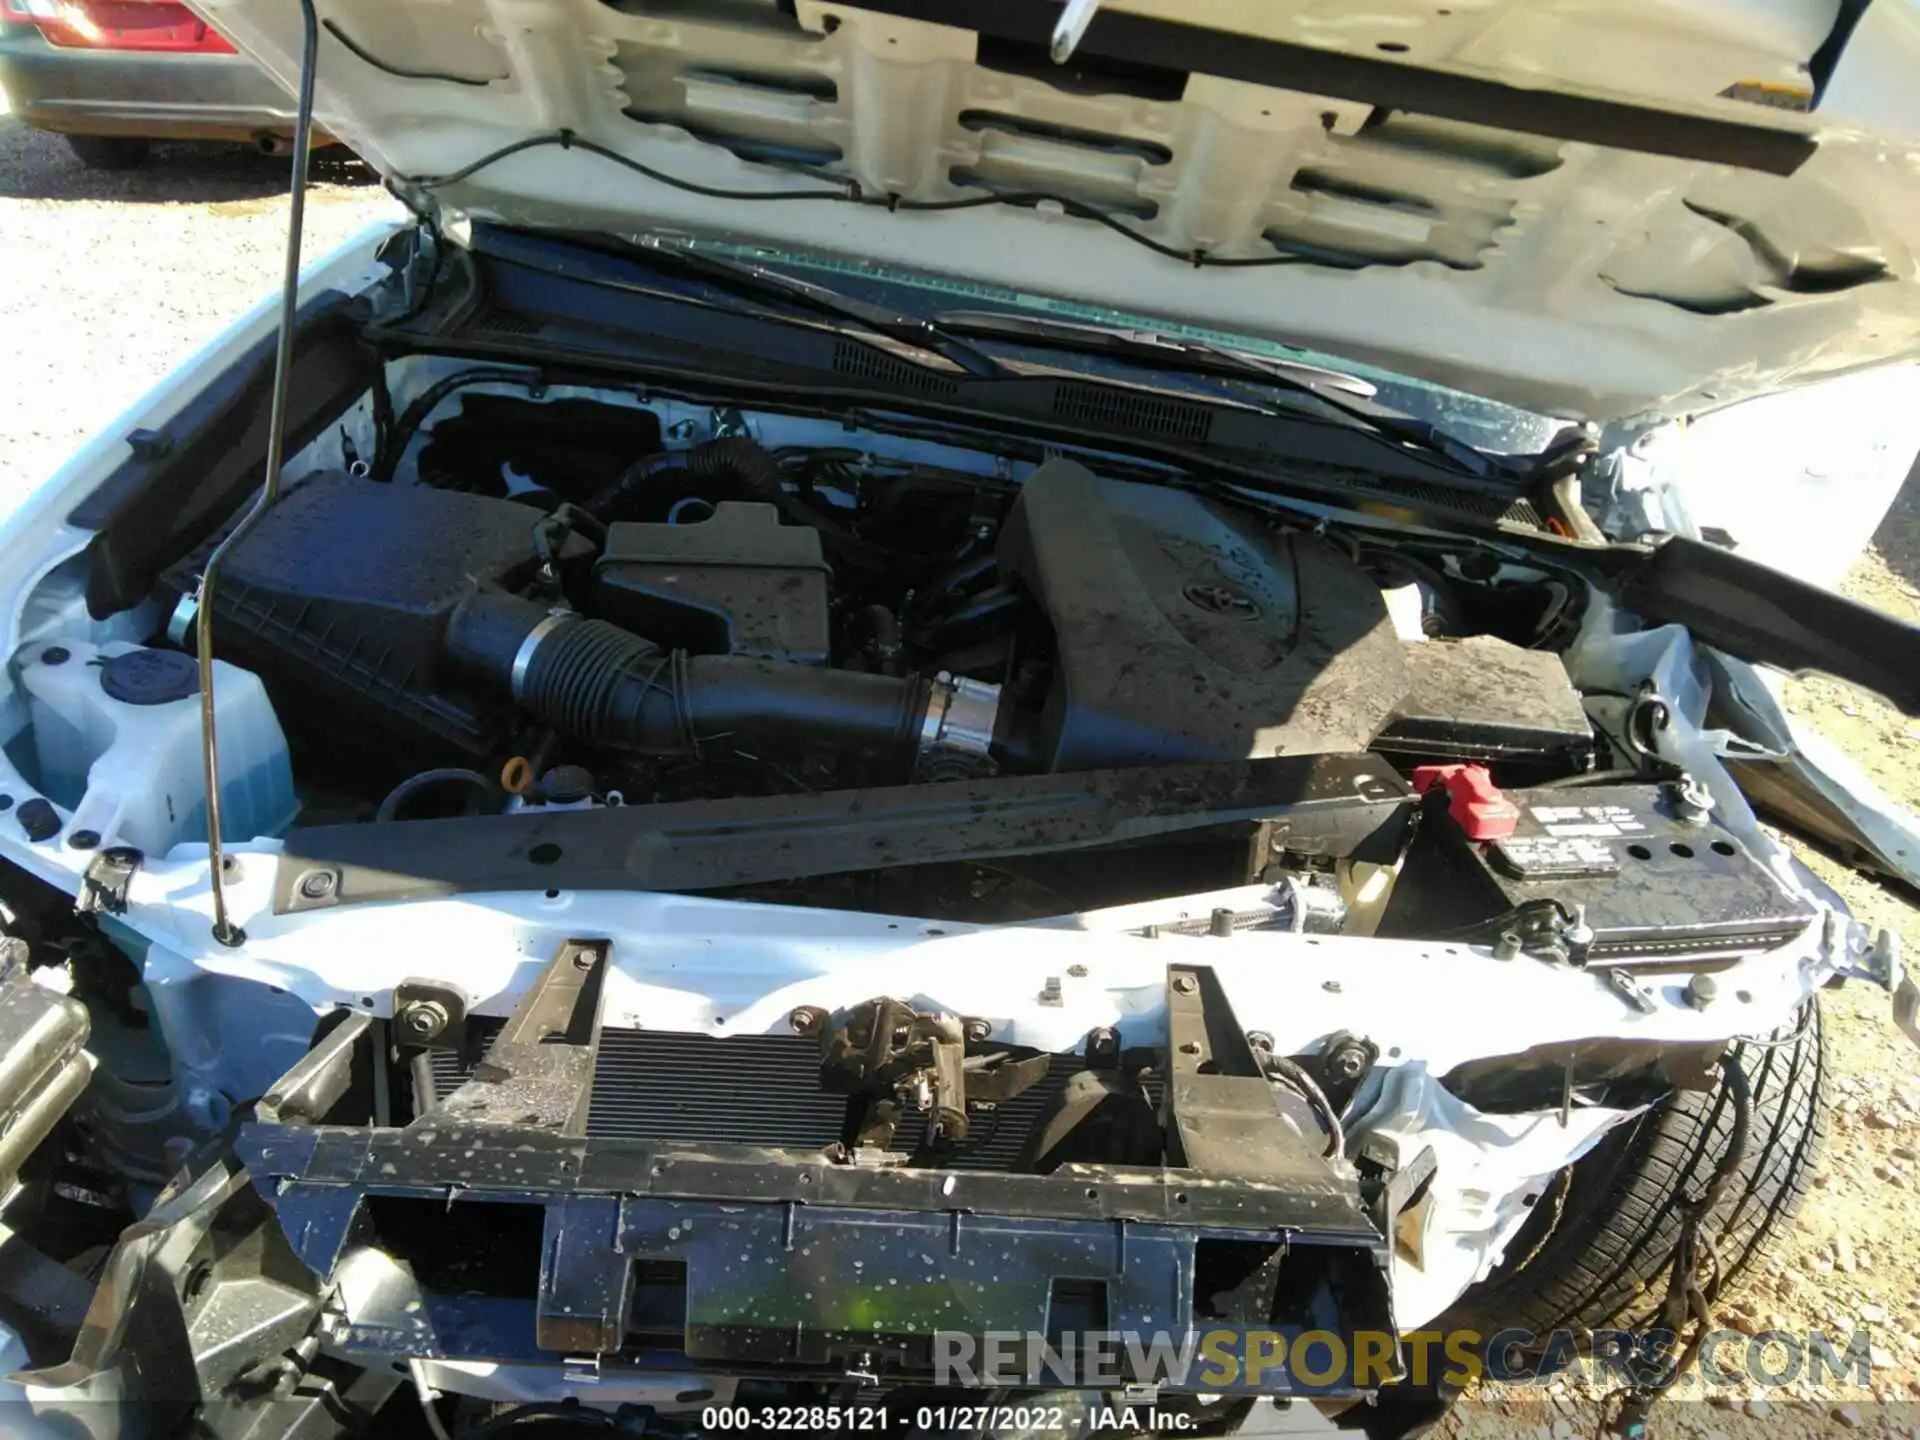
[8,363,1816,950]
[7,0,1919,1411]
[0,327,1863,1433]
[176,446,1432,798]
[171,419,1438,797]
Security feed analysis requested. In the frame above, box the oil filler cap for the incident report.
[1411,762,1520,841]
[98,648,200,706]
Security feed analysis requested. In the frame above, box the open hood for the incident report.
[198,0,1920,424]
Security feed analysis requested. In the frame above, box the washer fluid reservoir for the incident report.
[19,642,295,856]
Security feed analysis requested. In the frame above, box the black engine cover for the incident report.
[998,459,1409,769]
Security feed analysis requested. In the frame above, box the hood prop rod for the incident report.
[1050,0,1101,63]
[195,0,320,947]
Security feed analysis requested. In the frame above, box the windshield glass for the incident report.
[670,235,1568,456]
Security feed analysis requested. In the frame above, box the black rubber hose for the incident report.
[584,451,691,521]
[445,592,928,772]
[682,438,901,571]
[682,435,785,505]
[915,585,1022,654]
[588,437,790,524]
[679,653,927,765]
[375,768,493,822]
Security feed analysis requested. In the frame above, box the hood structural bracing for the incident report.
[197,0,1920,423]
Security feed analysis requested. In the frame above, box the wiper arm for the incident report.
[578,235,1015,380]
[936,310,1375,395]
[932,309,1520,482]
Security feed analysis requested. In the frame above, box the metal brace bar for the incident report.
[258,1010,373,1125]
[1162,965,1347,1188]
[425,939,609,1135]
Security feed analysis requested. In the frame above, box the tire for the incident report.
[64,135,154,171]
[1450,999,1827,1336]
[1338,1006,1828,1440]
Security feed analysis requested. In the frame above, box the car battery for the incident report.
[1384,777,1818,967]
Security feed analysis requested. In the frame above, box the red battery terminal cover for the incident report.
[1410,763,1521,841]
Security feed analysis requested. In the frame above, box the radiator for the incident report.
[422,1023,1085,1172]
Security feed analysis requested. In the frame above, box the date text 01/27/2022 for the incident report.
[698,1407,1200,1433]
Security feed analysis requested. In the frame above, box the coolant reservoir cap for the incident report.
[98,648,200,706]
[538,765,597,805]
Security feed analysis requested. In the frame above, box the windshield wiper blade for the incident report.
[932,309,1520,482]
[576,235,1016,380]
[936,311,1377,394]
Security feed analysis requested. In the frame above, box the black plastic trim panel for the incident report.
[1623,536,1920,716]
[238,1121,1391,1388]
[74,289,377,618]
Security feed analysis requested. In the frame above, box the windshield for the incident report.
[665,235,1569,456]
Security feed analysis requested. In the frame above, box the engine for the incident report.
[164,447,1417,815]
[122,401,1804,941]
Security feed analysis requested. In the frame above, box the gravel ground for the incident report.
[4,87,1920,1440]
[0,97,399,504]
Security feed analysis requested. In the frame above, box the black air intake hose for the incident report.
[682,435,786,505]
[585,437,778,524]
[682,438,895,571]
[445,592,930,773]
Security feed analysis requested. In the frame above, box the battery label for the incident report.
[1527,804,1647,839]
[1490,834,1621,879]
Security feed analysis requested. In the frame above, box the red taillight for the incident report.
[20,0,236,52]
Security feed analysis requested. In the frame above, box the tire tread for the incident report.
[1450,1003,1826,1335]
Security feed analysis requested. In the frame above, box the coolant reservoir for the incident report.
[18,641,295,856]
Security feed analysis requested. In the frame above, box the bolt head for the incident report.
[1172,973,1198,994]
[1564,904,1595,945]
[789,1005,826,1036]
[1331,1047,1368,1079]
[1685,974,1719,1009]
[1322,980,1342,993]
[398,1001,449,1040]
[298,870,337,899]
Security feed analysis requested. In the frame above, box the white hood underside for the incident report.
[198,0,1920,424]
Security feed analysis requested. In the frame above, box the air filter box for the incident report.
[168,473,567,759]
[593,502,831,665]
